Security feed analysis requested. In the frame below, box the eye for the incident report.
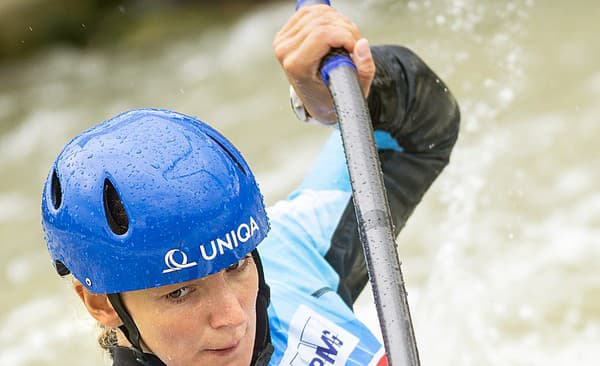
[165,286,194,302]
[226,255,251,272]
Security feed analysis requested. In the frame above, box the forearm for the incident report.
[368,45,460,233]
[329,46,460,305]
[369,45,460,160]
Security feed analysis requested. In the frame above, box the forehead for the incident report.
[124,276,209,299]
[123,256,256,299]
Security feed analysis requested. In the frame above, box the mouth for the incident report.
[205,339,242,356]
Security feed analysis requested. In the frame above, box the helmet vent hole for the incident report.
[103,179,129,235]
[55,260,70,276]
[50,169,62,210]
[207,135,247,176]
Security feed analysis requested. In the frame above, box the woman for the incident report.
[41,5,459,366]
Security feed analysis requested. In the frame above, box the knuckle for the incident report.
[282,57,302,74]
[312,27,330,40]
[273,45,285,63]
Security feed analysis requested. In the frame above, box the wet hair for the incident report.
[98,323,118,353]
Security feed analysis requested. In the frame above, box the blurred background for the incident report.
[1,0,598,365]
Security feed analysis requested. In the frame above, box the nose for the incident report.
[205,274,247,330]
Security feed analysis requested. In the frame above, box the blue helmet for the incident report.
[41,108,270,294]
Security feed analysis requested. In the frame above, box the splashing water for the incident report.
[1,1,598,365]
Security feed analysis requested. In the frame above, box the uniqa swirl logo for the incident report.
[162,249,198,273]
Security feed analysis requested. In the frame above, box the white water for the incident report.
[1,1,598,365]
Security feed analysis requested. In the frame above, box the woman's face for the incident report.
[121,255,258,366]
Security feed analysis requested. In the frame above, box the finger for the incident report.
[283,26,359,79]
[274,6,333,47]
[275,17,360,67]
[276,4,331,36]
[351,38,375,97]
[275,20,361,62]
[275,7,360,52]
[274,20,362,68]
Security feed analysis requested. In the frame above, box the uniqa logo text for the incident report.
[199,216,259,260]
[162,216,260,273]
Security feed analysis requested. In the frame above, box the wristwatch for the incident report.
[289,86,336,126]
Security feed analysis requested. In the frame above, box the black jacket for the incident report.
[327,45,460,307]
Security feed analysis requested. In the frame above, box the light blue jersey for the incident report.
[260,130,402,366]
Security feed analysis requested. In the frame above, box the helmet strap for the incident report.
[107,293,150,366]
[251,249,274,366]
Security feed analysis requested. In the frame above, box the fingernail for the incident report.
[356,38,371,60]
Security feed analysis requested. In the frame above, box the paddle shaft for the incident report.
[295,1,420,365]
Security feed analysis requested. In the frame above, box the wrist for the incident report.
[289,86,337,126]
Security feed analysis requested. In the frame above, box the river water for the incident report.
[1,0,598,365]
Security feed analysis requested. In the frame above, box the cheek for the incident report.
[243,265,260,336]
[235,265,260,320]
[134,305,207,362]
[232,267,260,364]
[242,286,258,332]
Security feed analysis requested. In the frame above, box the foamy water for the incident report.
[1,1,598,365]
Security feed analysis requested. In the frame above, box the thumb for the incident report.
[352,38,375,97]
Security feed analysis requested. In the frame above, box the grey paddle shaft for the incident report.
[327,65,420,366]
[293,1,420,363]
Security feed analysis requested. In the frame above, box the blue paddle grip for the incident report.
[295,0,331,10]
[295,0,357,85]
[320,54,357,85]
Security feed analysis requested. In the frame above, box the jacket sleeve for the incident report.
[326,45,461,307]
